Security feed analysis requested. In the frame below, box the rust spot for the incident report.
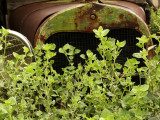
[40,35,45,43]
[92,3,105,12]
[119,14,124,19]
[74,6,90,30]
[74,3,105,31]
[85,15,99,31]
[108,20,139,30]
[134,18,138,22]
[75,22,78,30]
[88,3,105,15]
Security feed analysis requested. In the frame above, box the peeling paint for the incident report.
[34,2,151,48]
[119,14,124,19]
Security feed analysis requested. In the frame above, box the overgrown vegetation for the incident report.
[0,26,160,120]
[149,8,160,34]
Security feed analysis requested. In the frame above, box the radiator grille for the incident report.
[46,28,143,73]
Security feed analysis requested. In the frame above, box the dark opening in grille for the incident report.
[46,28,143,73]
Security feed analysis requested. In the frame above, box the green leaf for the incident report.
[131,86,138,94]
[153,55,160,61]
[118,108,131,120]
[13,52,20,59]
[27,52,33,57]
[141,67,148,72]
[95,80,102,84]
[69,55,74,60]
[11,104,21,113]
[105,51,112,61]
[64,44,74,51]
[115,63,122,70]
[51,100,55,106]
[17,114,24,119]
[80,54,86,59]
[133,53,142,58]
[116,40,126,48]
[136,43,143,48]
[79,101,87,108]
[139,91,148,98]
[42,43,56,51]
[100,108,114,120]
[1,27,9,36]
[124,58,140,67]
[0,104,7,114]
[121,95,136,108]
[0,81,4,87]
[137,35,149,44]
[6,42,12,47]
[82,87,88,94]
[106,92,115,97]
[147,45,156,51]
[23,46,29,53]
[98,26,103,32]
[101,29,110,37]
[75,49,81,54]
[0,44,3,50]
[86,50,93,58]
[21,99,26,106]
[59,48,64,53]
[35,110,42,116]
[48,75,55,83]
[140,85,149,92]
[5,97,16,105]
[45,51,56,59]
[93,29,100,38]
[93,29,98,34]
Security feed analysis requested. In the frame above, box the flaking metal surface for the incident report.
[35,2,150,46]
[9,0,151,57]
[102,0,146,21]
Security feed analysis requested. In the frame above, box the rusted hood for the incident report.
[9,0,147,46]
[9,1,83,45]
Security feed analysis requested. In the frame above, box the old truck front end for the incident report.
[9,0,153,72]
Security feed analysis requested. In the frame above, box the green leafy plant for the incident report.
[0,26,160,120]
[149,8,160,34]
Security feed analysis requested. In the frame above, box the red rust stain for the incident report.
[119,14,124,19]
[109,20,139,29]
[79,11,88,19]
[74,3,104,31]
[34,29,40,47]
[84,15,100,32]
[108,10,113,14]
[134,18,138,22]
[74,6,89,30]
[88,3,105,14]
[34,19,50,47]
[75,22,78,30]
[40,35,45,43]
[76,6,88,19]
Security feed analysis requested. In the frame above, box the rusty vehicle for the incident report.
[5,0,159,72]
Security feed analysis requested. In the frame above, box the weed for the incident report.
[0,26,160,119]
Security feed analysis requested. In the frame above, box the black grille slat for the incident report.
[46,29,143,73]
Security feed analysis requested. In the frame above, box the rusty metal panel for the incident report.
[9,0,151,51]
[102,0,146,21]
[34,2,150,47]
[9,1,82,45]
